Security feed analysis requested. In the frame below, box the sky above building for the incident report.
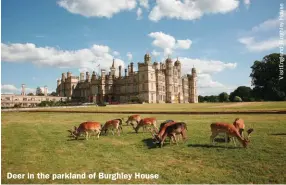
[1,0,285,95]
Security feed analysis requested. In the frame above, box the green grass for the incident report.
[39,101,286,112]
[2,112,286,184]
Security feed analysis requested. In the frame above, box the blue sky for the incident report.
[1,0,285,95]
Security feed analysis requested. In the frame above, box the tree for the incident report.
[50,92,57,96]
[250,53,286,101]
[229,86,253,102]
[27,92,34,96]
[36,87,44,96]
[233,96,242,102]
[219,92,229,102]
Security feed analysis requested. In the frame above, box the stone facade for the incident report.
[56,54,198,104]
[1,94,67,108]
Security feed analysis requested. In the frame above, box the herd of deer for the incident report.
[67,115,253,148]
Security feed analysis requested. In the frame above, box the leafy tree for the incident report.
[233,96,242,102]
[198,95,204,102]
[219,92,229,102]
[27,92,34,96]
[250,53,286,101]
[36,87,44,96]
[50,92,57,96]
[229,86,253,102]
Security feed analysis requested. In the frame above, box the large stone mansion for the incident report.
[56,54,198,104]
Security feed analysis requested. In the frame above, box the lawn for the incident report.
[38,101,286,112]
[1,111,286,184]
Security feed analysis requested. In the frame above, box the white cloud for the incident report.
[139,0,149,9]
[251,17,280,33]
[176,39,192,49]
[178,57,237,75]
[151,50,161,57]
[149,0,239,22]
[57,0,137,18]
[238,37,286,52]
[137,8,143,20]
[1,84,36,94]
[243,0,250,8]
[1,42,125,73]
[148,32,191,56]
[113,51,120,56]
[127,52,133,61]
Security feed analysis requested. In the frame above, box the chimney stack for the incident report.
[124,69,127,77]
[44,86,47,96]
[86,72,90,82]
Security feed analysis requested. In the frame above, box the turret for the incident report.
[67,71,72,78]
[119,65,122,78]
[175,57,182,77]
[21,84,25,96]
[110,59,116,76]
[165,56,174,103]
[128,65,131,76]
[144,53,151,65]
[92,71,96,81]
[61,73,66,82]
[86,72,90,82]
[124,69,127,77]
[130,62,134,74]
[57,79,61,86]
[80,72,85,82]
[101,69,106,79]
[44,86,48,96]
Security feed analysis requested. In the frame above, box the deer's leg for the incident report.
[97,130,101,139]
[210,132,218,145]
[85,131,89,140]
[172,134,178,145]
[160,133,168,148]
[232,137,237,147]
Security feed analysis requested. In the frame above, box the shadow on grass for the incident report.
[142,138,159,149]
[214,138,231,143]
[188,144,238,149]
[269,133,286,136]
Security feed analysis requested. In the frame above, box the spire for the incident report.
[112,58,115,68]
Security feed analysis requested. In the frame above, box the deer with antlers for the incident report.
[133,117,158,133]
[102,118,123,136]
[72,121,102,140]
[125,115,141,126]
[210,122,251,148]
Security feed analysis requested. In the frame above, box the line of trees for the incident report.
[199,53,286,102]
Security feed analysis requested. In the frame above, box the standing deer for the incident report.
[155,122,188,148]
[210,122,250,148]
[125,115,141,126]
[73,121,102,140]
[134,117,157,133]
[102,119,123,136]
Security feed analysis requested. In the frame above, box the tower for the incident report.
[191,66,198,103]
[21,84,25,96]
[110,59,116,76]
[144,53,151,65]
[165,56,174,103]
[44,86,48,96]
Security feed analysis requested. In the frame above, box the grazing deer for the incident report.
[210,122,250,148]
[102,119,123,136]
[73,121,102,140]
[156,122,188,147]
[233,118,245,137]
[126,115,141,126]
[134,117,157,133]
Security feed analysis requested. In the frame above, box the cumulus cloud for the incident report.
[148,32,191,56]
[57,0,137,18]
[1,42,125,73]
[127,52,133,61]
[244,0,250,8]
[137,8,143,20]
[113,51,120,56]
[1,84,36,94]
[238,37,286,52]
[139,0,149,9]
[178,57,237,75]
[149,0,239,22]
[176,39,192,49]
[151,50,161,57]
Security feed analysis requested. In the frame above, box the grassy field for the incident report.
[2,111,286,184]
[39,102,286,112]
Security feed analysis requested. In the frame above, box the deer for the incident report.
[73,121,102,140]
[102,119,123,136]
[133,117,157,133]
[233,118,245,137]
[155,122,188,148]
[210,122,251,148]
[125,115,141,126]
